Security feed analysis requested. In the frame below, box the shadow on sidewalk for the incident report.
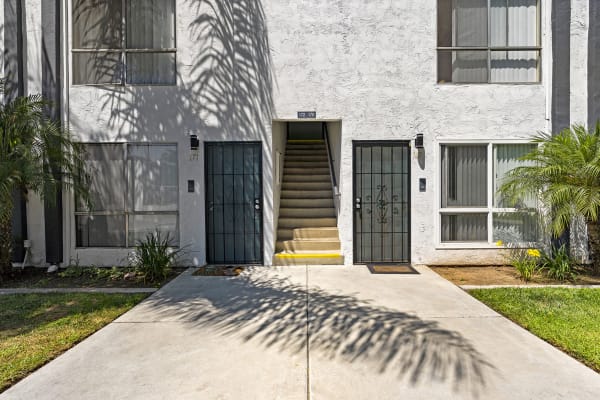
[145,270,496,398]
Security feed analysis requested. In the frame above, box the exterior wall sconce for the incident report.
[415,133,424,149]
[190,134,200,151]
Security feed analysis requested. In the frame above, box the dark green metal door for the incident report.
[353,142,411,264]
[205,142,263,264]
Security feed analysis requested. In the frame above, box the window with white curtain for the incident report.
[72,0,176,85]
[76,143,179,247]
[440,143,539,244]
[437,0,541,83]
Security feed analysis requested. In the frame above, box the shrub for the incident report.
[508,248,541,283]
[130,231,181,283]
[540,245,577,281]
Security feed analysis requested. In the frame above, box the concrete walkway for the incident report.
[2,265,599,399]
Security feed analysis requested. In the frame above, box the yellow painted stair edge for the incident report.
[274,253,341,258]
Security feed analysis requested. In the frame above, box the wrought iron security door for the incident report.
[353,142,411,264]
[205,142,263,264]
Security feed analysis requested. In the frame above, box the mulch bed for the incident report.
[430,265,600,286]
[0,267,185,289]
[193,265,245,276]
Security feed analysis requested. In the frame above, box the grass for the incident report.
[469,288,600,372]
[0,293,146,392]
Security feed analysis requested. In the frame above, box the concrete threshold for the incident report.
[461,284,600,290]
[0,287,158,295]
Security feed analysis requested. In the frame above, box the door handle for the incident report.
[208,201,214,212]
[254,198,261,211]
[355,197,361,210]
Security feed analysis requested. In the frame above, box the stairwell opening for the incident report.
[272,120,343,265]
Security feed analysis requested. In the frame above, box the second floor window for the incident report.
[437,0,541,84]
[72,0,176,85]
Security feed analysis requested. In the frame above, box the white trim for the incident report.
[72,142,180,249]
[69,0,178,86]
[435,140,540,249]
[487,143,494,243]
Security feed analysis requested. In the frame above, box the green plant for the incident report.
[57,266,84,279]
[508,248,541,283]
[540,245,577,281]
[130,231,181,283]
[0,78,90,278]
[93,266,128,281]
[499,124,600,274]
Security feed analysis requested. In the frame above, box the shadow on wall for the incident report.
[70,0,275,256]
[143,270,495,398]
[92,0,274,145]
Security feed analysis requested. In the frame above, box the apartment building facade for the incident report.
[3,1,599,267]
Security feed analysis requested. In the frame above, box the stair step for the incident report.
[278,217,337,229]
[284,155,329,162]
[279,207,335,218]
[276,239,340,252]
[273,253,344,266]
[285,161,329,168]
[286,149,328,156]
[280,198,334,208]
[282,181,332,191]
[283,174,331,183]
[287,140,325,144]
[276,227,339,240]
[285,145,327,150]
[284,167,330,175]
[293,227,339,239]
[280,190,333,199]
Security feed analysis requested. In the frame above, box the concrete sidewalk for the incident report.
[2,265,599,399]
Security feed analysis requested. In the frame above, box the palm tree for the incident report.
[0,79,89,278]
[500,124,600,274]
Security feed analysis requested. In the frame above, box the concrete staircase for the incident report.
[274,140,344,265]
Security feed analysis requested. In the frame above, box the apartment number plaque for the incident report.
[297,111,316,119]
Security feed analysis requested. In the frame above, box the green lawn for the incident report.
[0,293,146,392]
[469,288,600,372]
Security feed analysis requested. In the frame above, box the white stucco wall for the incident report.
[64,0,275,266]
[55,0,590,266]
[264,0,550,265]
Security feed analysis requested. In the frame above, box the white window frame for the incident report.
[436,0,543,84]
[74,142,180,248]
[436,139,540,249]
[70,0,177,86]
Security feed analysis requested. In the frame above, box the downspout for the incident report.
[62,0,72,265]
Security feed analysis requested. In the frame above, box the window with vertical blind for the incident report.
[72,0,176,85]
[76,143,179,247]
[440,143,539,244]
[437,0,541,83]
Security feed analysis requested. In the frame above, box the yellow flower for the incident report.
[527,249,541,258]
[495,240,504,247]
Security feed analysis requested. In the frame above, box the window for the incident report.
[440,143,539,244]
[437,0,541,83]
[72,0,176,85]
[76,144,179,247]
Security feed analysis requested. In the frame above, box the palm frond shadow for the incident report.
[144,272,495,397]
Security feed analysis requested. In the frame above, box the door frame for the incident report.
[204,141,264,265]
[352,140,412,265]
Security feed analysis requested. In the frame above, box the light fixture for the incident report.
[190,134,200,151]
[415,133,424,149]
